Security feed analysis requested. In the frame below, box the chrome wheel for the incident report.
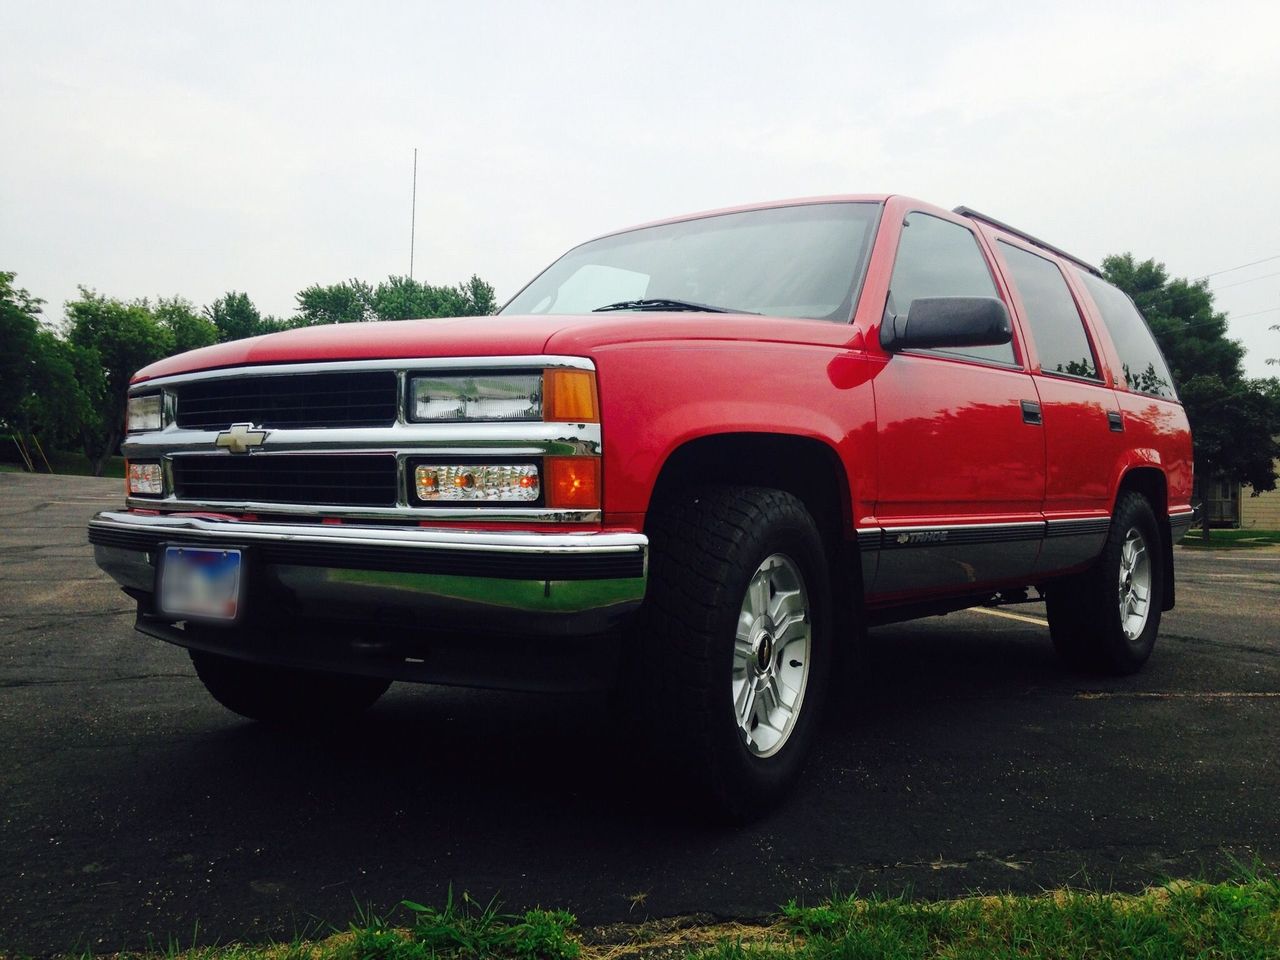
[732,553,811,758]
[1118,526,1152,641]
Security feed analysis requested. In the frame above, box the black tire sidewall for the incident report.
[695,497,833,813]
[1100,493,1164,670]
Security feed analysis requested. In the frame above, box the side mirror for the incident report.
[880,296,1012,352]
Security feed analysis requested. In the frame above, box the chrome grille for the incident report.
[173,371,398,430]
[172,454,399,507]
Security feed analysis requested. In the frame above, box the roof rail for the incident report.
[952,206,1102,277]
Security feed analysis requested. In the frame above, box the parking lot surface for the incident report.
[2,473,1278,954]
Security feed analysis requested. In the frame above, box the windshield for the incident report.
[501,201,882,322]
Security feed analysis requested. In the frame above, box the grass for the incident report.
[1181,527,1280,549]
[27,874,1280,960]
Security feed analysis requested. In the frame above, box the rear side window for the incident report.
[1077,271,1177,399]
[888,212,1016,366]
[998,242,1099,380]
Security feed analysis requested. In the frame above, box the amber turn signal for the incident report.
[543,368,599,423]
[544,457,601,509]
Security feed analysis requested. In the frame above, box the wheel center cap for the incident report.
[756,633,774,671]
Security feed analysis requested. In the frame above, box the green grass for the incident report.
[30,875,1280,960]
[1181,527,1280,549]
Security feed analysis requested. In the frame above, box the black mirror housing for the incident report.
[880,296,1012,352]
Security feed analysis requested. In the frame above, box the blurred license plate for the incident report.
[159,546,243,621]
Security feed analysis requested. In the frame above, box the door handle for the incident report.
[1020,400,1042,426]
[1107,410,1124,432]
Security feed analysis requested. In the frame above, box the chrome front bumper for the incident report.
[89,510,648,636]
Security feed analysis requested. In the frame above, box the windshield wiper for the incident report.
[591,297,757,314]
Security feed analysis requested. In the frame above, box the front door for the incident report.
[869,211,1046,600]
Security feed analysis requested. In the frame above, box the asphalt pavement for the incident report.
[3,472,1278,955]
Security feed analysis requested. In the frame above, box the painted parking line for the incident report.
[965,607,1049,627]
[1076,691,1280,700]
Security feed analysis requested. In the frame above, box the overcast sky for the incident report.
[3,0,1278,374]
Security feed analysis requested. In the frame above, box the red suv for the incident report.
[90,195,1193,818]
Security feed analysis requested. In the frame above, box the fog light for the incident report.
[413,463,540,502]
[127,461,164,496]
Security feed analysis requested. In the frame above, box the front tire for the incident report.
[1047,491,1165,675]
[189,649,390,723]
[632,486,832,821]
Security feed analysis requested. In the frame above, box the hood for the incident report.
[133,312,861,382]
[133,315,575,382]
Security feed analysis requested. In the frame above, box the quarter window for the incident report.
[888,213,1016,366]
[1077,271,1176,399]
[998,242,1099,380]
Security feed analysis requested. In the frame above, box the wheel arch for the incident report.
[646,431,864,637]
[1115,465,1175,611]
[648,431,852,539]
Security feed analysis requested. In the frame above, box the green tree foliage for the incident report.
[0,271,43,432]
[154,296,218,353]
[66,289,175,476]
[22,328,94,450]
[295,275,497,325]
[1103,255,1280,522]
[294,279,375,325]
[205,291,288,342]
[1102,254,1244,385]
[3,268,498,474]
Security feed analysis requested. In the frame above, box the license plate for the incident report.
[159,546,243,621]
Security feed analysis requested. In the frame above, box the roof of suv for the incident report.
[952,205,1102,276]
[591,195,1102,278]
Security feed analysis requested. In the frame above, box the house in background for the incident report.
[1196,461,1280,529]
[1242,469,1280,529]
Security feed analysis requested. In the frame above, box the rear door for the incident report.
[869,209,1046,600]
[985,236,1123,575]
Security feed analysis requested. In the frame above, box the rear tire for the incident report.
[189,649,390,723]
[1047,491,1164,675]
[630,485,832,821]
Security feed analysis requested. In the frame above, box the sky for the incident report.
[3,0,1278,374]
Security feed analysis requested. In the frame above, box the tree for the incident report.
[1102,254,1243,386]
[0,272,43,437]
[1103,255,1280,533]
[66,289,175,476]
[155,296,218,353]
[204,291,287,342]
[455,274,498,315]
[294,274,498,325]
[294,279,374,325]
[22,329,93,452]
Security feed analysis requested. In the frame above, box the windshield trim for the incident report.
[498,199,885,324]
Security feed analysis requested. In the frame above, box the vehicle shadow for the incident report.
[177,614,1075,833]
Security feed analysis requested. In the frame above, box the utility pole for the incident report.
[409,148,418,279]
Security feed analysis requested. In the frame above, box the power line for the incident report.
[1228,306,1280,321]
[1195,253,1280,281]
[1211,269,1280,291]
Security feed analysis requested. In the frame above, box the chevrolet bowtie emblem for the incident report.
[215,423,269,454]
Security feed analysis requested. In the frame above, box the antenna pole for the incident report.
[409,148,418,279]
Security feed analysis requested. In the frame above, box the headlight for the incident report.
[409,374,542,422]
[126,393,164,432]
[413,463,540,503]
[126,460,164,496]
[407,369,598,423]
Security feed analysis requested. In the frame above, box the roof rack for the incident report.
[952,206,1102,277]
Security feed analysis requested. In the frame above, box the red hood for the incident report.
[133,313,861,382]
[133,315,576,382]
